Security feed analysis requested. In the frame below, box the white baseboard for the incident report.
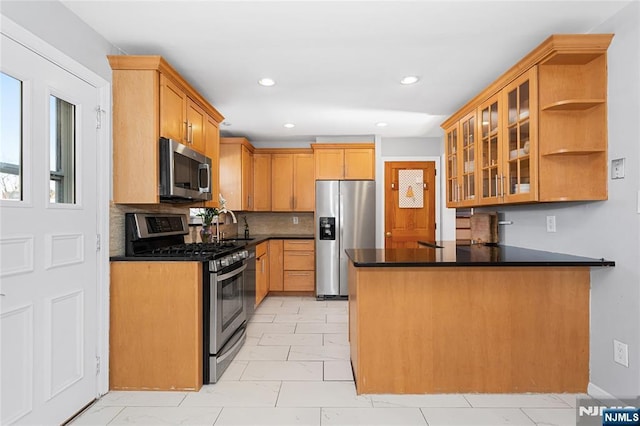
[588,382,623,404]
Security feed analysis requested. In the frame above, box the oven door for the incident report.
[210,261,247,353]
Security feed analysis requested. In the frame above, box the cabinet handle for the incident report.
[495,175,499,198]
[501,175,506,198]
[184,121,188,142]
[287,252,312,256]
[188,123,193,143]
[287,272,311,276]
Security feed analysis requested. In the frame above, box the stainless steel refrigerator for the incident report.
[315,180,376,298]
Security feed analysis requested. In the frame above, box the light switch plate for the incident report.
[611,158,625,179]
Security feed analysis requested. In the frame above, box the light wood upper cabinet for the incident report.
[271,153,295,211]
[293,153,315,211]
[271,151,315,212]
[441,34,612,208]
[219,138,254,211]
[186,98,206,153]
[312,144,375,180]
[160,75,187,142]
[204,115,220,208]
[159,74,206,153]
[108,55,224,204]
[253,153,272,211]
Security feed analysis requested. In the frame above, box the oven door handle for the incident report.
[217,326,246,364]
[216,263,247,281]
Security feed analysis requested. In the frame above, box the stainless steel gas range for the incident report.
[125,213,253,383]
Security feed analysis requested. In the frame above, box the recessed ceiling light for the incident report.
[400,76,420,85]
[258,78,276,87]
[376,122,388,127]
[283,123,295,128]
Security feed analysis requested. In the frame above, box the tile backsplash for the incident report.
[110,205,314,256]
[240,212,314,235]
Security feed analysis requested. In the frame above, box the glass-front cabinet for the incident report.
[460,112,477,204]
[502,68,537,203]
[478,94,501,205]
[445,112,477,207]
[445,125,459,206]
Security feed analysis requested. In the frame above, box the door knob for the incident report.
[385,232,391,237]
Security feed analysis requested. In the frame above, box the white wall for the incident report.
[0,1,123,81]
[477,1,640,398]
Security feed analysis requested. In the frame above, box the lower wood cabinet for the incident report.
[283,240,315,291]
[110,261,202,391]
[255,242,269,306]
[269,240,284,291]
[268,239,315,292]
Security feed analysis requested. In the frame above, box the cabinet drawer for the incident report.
[284,251,314,270]
[256,241,268,257]
[283,240,314,251]
[283,271,315,291]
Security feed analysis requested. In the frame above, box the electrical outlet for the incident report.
[611,158,625,179]
[293,216,299,225]
[546,215,556,233]
[614,340,629,367]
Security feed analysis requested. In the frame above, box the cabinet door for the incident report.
[283,271,314,291]
[459,112,477,205]
[241,146,254,210]
[503,68,538,203]
[344,148,375,180]
[253,153,272,211]
[314,149,344,179]
[219,144,242,210]
[445,124,461,207]
[271,154,294,211]
[186,98,206,153]
[204,115,220,208]
[478,94,502,205]
[160,75,187,142]
[255,242,269,306]
[293,153,315,211]
[268,240,284,291]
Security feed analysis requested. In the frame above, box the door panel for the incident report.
[384,161,436,248]
[0,34,98,425]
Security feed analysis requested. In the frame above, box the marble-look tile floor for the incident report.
[72,296,585,426]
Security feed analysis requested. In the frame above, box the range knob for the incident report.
[220,257,230,267]
[239,250,248,259]
[232,253,240,262]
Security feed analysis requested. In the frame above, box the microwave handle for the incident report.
[199,163,211,193]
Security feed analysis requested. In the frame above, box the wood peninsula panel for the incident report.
[348,264,589,394]
[110,261,203,391]
[268,239,284,291]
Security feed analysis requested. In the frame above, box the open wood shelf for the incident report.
[541,99,605,111]
[541,148,606,156]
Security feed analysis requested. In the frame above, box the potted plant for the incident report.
[196,207,218,243]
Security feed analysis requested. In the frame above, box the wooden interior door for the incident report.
[384,161,436,248]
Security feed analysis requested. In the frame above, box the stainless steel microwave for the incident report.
[159,138,212,203]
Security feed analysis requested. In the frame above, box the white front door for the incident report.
[1,33,99,425]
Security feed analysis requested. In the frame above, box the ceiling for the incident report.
[61,0,630,144]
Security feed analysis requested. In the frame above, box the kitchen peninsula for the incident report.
[346,243,614,395]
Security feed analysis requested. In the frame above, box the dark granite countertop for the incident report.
[345,241,615,268]
[110,234,314,261]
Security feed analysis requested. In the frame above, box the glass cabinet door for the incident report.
[445,125,459,205]
[460,113,476,203]
[503,68,537,201]
[478,94,501,204]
